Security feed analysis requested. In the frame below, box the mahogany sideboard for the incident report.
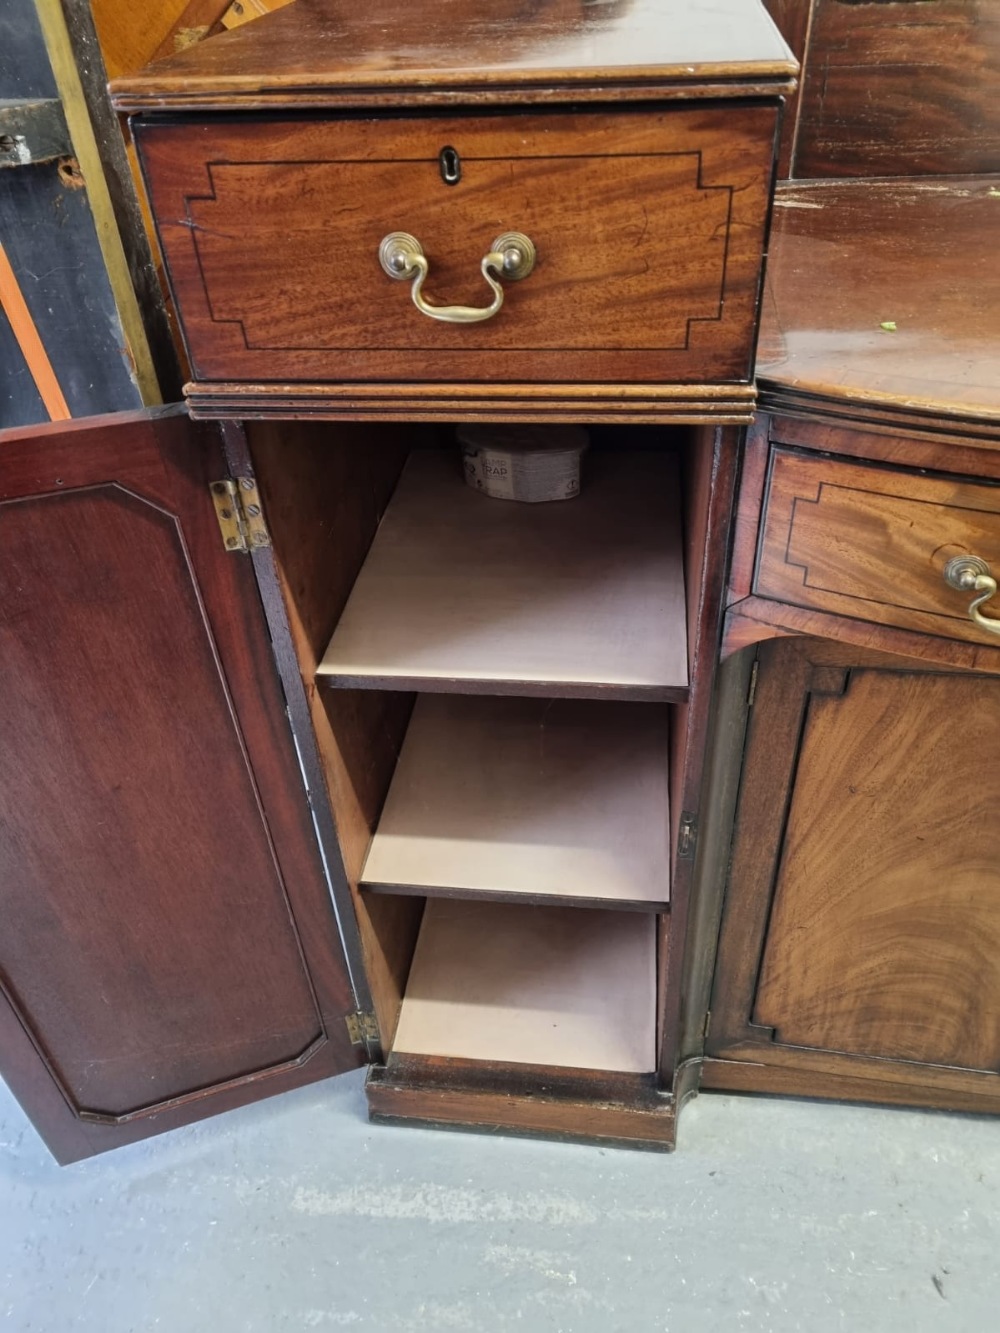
[0,0,799,1161]
[3,0,997,1165]
[696,176,1000,1115]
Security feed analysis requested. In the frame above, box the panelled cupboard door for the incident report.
[0,408,361,1163]
[706,638,1000,1114]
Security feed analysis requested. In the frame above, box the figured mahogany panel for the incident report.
[0,409,358,1160]
[755,447,1000,648]
[708,638,1000,1107]
[135,106,779,392]
[794,0,1000,179]
[755,667,1000,1070]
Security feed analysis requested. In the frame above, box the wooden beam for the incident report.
[33,0,165,405]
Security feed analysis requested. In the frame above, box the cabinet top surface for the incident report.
[758,179,1000,431]
[110,0,796,111]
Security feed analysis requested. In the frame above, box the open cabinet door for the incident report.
[0,407,363,1163]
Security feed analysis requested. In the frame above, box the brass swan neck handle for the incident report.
[943,555,1000,637]
[378,231,536,324]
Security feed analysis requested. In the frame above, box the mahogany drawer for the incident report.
[755,447,1000,647]
[133,106,779,418]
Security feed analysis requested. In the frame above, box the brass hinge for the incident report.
[678,812,698,860]
[747,658,759,707]
[209,476,271,553]
[345,1011,380,1047]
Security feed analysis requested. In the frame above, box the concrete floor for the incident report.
[2,1070,998,1332]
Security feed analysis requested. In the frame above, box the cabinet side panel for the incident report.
[246,420,425,1047]
[661,424,741,1077]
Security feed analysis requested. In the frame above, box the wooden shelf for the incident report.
[318,449,687,701]
[392,898,657,1074]
[361,695,671,909]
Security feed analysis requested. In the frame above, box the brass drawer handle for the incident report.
[943,555,1000,637]
[378,231,536,324]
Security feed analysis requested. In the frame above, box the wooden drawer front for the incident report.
[135,107,777,388]
[756,448,1000,645]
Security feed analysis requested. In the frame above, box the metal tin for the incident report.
[457,424,589,503]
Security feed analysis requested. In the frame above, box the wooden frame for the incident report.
[705,635,1000,1114]
[241,419,741,1143]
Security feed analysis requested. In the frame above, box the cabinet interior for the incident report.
[248,419,717,1072]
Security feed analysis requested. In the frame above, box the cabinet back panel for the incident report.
[794,0,1000,179]
[0,476,323,1117]
[763,0,1000,180]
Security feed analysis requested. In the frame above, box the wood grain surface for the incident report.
[184,381,760,426]
[754,664,1000,1070]
[0,408,358,1161]
[794,0,1000,179]
[245,419,421,1052]
[724,414,1000,669]
[362,695,671,909]
[700,1055,1000,1117]
[318,448,689,700]
[761,0,811,176]
[367,1055,676,1148]
[658,424,743,1078]
[110,0,796,111]
[135,107,778,395]
[755,447,1000,648]
[758,179,1000,426]
[708,638,1000,1107]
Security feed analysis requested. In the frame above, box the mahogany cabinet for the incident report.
[703,412,1000,1113]
[0,405,743,1160]
[699,174,1000,1116]
[233,416,741,1149]
[111,0,796,425]
[0,0,799,1159]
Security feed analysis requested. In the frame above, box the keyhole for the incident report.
[439,145,461,185]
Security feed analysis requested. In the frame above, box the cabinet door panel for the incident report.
[708,638,1000,1108]
[0,410,360,1160]
[755,668,1000,1071]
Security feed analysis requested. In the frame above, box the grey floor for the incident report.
[2,1070,998,1332]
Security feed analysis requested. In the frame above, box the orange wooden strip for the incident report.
[0,240,71,421]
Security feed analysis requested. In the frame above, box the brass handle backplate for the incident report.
[378,231,536,324]
[943,555,1000,637]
